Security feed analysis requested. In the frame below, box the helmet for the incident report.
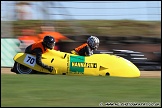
[43,36,55,50]
[87,36,100,50]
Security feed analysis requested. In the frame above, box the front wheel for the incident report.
[14,62,34,74]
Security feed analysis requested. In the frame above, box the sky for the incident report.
[1,1,161,21]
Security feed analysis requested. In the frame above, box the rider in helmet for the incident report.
[71,36,100,56]
[11,35,55,73]
[42,35,55,50]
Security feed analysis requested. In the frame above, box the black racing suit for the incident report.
[71,43,93,56]
[75,45,93,56]
[25,44,52,72]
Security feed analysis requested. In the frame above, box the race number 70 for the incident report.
[24,54,36,67]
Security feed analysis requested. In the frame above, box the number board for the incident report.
[24,54,36,67]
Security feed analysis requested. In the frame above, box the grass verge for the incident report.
[1,74,161,107]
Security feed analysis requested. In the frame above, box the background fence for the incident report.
[1,1,161,21]
[1,1,161,37]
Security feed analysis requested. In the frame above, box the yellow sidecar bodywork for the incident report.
[13,50,140,77]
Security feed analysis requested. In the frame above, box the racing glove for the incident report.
[44,65,53,72]
[47,66,53,72]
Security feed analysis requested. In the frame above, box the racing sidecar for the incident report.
[11,50,140,77]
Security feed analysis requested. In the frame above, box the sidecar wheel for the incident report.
[14,62,34,74]
[106,72,110,76]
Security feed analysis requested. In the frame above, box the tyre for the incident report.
[106,72,110,76]
[14,62,34,74]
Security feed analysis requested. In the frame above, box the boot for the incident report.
[11,67,15,72]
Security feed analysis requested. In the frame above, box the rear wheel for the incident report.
[14,62,34,74]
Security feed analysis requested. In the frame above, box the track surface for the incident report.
[1,68,161,78]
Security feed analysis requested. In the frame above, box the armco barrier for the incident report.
[1,38,21,67]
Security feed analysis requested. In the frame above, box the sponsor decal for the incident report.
[24,54,36,67]
[71,62,97,68]
[69,56,97,73]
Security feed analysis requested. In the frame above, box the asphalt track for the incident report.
[1,68,161,78]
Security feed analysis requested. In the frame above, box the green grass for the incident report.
[1,74,161,107]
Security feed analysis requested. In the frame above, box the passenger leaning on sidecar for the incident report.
[11,36,55,72]
[71,36,100,56]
